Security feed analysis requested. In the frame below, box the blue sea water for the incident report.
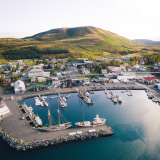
[1,90,160,160]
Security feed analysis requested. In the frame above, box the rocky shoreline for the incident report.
[0,127,114,151]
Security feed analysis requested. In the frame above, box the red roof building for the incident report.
[143,76,158,81]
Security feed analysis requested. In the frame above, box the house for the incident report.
[37,77,46,83]
[52,80,61,86]
[4,70,10,74]
[134,65,139,69]
[77,58,88,61]
[3,78,11,84]
[143,76,158,82]
[14,80,26,94]
[50,59,57,63]
[0,106,10,117]
[101,69,107,74]
[82,68,90,74]
[28,69,50,77]
[31,76,37,83]
[55,72,62,77]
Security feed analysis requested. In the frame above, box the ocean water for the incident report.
[1,90,160,160]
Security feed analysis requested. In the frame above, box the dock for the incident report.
[0,100,113,151]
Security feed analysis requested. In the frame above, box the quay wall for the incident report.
[17,87,146,101]
[0,126,114,151]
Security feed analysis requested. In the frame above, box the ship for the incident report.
[35,115,42,126]
[38,99,72,132]
[75,115,106,127]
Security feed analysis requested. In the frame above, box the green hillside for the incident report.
[0,26,140,60]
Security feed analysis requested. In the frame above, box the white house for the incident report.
[14,80,26,94]
[101,69,107,74]
[28,69,50,77]
[0,106,10,117]
[82,68,90,74]
[134,65,139,69]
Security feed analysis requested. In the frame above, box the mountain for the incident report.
[132,39,160,45]
[0,26,138,60]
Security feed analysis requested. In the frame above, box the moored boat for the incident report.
[75,115,106,127]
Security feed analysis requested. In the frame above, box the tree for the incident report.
[131,61,135,66]
[0,74,4,83]
[3,67,7,71]
[15,76,18,82]
[57,62,60,68]
[126,66,129,71]
[8,66,11,70]
[34,61,36,65]
[52,67,55,73]
[12,67,16,72]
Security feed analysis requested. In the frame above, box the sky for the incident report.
[0,0,160,40]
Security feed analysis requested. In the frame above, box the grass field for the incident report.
[25,62,35,66]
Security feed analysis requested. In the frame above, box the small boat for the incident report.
[50,96,57,99]
[117,96,122,103]
[127,92,133,96]
[62,97,66,102]
[112,97,117,103]
[104,89,109,95]
[65,94,70,99]
[59,100,67,108]
[84,97,94,104]
[152,98,158,102]
[107,94,112,99]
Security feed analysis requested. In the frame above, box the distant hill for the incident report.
[0,26,139,60]
[132,39,160,45]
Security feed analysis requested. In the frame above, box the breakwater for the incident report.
[0,126,114,151]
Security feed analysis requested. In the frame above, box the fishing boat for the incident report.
[104,89,109,95]
[65,94,70,99]
[127,92,133,96]
[84,97,94,104]
[50,96,57,99]
[39,100,72,132]
[35,115,42,126]
[107,94,112,99]
[59,100,67,108]
[112,97,118,103]
[62,97,66,102]
[117,96,122,103]
[75,114,106,127]
[152,98,158,102]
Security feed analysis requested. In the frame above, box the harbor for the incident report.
[0,89,160,159]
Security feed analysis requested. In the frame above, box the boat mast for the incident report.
[83,112,85,123]
[58,96,60,126]
[48,106,52,127]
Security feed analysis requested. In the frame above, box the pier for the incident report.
[0,100,113,151]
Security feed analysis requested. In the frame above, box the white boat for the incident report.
[104,89,109,95]
[84,97,94,104]
[41,96,47,99]
[84,91,89,97]
[65,94,70,99]
[35,115,42,126]
[127,92,133,96]
[75,115,106,127]
[117,97,122,103]
[107,94,112,99]
[62,97,66,102]
[34,97,44,106]
[50,96,57,99]
[112,97,118,103]
[59,100,67,108]
[152,98,158,102]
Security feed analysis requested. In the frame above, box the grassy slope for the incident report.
[0,26,160,60]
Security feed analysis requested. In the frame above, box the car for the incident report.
[5,91,8,94]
